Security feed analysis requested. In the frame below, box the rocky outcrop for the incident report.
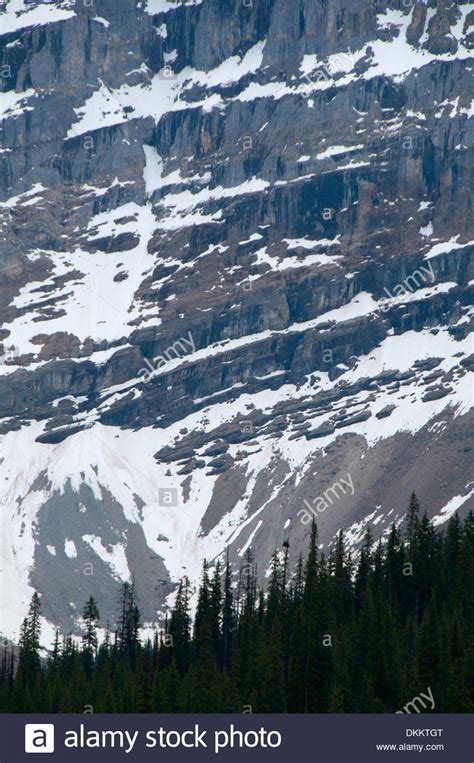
[0,0,472,637]
[406,2,428,44]
[425,5,459,53]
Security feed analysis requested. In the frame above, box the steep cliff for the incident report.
[0,0,473,637]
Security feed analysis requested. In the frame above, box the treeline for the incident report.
[1,494,473,713]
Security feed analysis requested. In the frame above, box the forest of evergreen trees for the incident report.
[1,494,473,713]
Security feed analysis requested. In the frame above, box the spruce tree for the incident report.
[221,553,235,669]
[116,582,141,667]
[405,491,421,545]
[82,596,100,655]
[168,578,191,675]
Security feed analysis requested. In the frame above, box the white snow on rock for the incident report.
[251,246,342,273]
[143,146,164,196]
[154,176,269,230]
[315,144,364,160]
[0,88,35,119]
[82,536,131,582]
[0,202,159,359]
[432,490,474,527]
[371,9,473,80]
[284,236,342,250]
[0,0,75,36]
[64,539,77,559]
[93,16,110,28]
[94,284,458,394]
[143,145,211,196]
[239,10,473,107]
[184,41,265,89]
[145,0,203,13]
[424,237,474,259]
[66,42,265,138]
[0,182,45,207]
[0,315,472,640]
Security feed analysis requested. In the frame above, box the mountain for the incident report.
[0,0,473,640]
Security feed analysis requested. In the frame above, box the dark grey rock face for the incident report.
[406,2,428,43]
[0,0,473,637]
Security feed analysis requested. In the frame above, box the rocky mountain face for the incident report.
[0,0,473,639]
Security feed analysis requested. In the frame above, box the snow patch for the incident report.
[82,535,131,582]
[0,0,75,36]
[145,0,203,13]
[0,88,35,119]
[433,490,474,527]
[64,540,77,559]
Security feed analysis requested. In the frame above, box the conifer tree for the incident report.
[292,552,304,605]
[16,592,42,694]
[303,519,319,610]
[168,577,191,675]
[116,582,141,666]
[209,561,222,656]
[405,491,421,545]
[50,629,61,670]
[266,551,283,628]
[82,597,100,655]
[221,553,235,669]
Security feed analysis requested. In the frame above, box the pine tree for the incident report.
[355,525,373,611]
[303,519,319,609]
[221,553,235,669]
[116,582,141,667]
[168,577,191,675]
[50,630,61,670]
[292,552,304,605]
[405,491,421,545]
[301,520,320,711]
[82,597,100,655]
[384,523,404,612]
[209,561,222,656]
[266,550,283,628]
[16,592,42,701]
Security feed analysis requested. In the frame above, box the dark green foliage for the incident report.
[81,596,100,676]
[1,497,472,713]
[116,582,141,668]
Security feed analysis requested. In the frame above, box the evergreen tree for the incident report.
[15,592,42,706]
[168,578,191,675]
[82,597,100,656]
[221,553,235,669]
[116,582,141,667]
[405,491,421,545]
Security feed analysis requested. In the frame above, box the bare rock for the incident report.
[406,2,428,45]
